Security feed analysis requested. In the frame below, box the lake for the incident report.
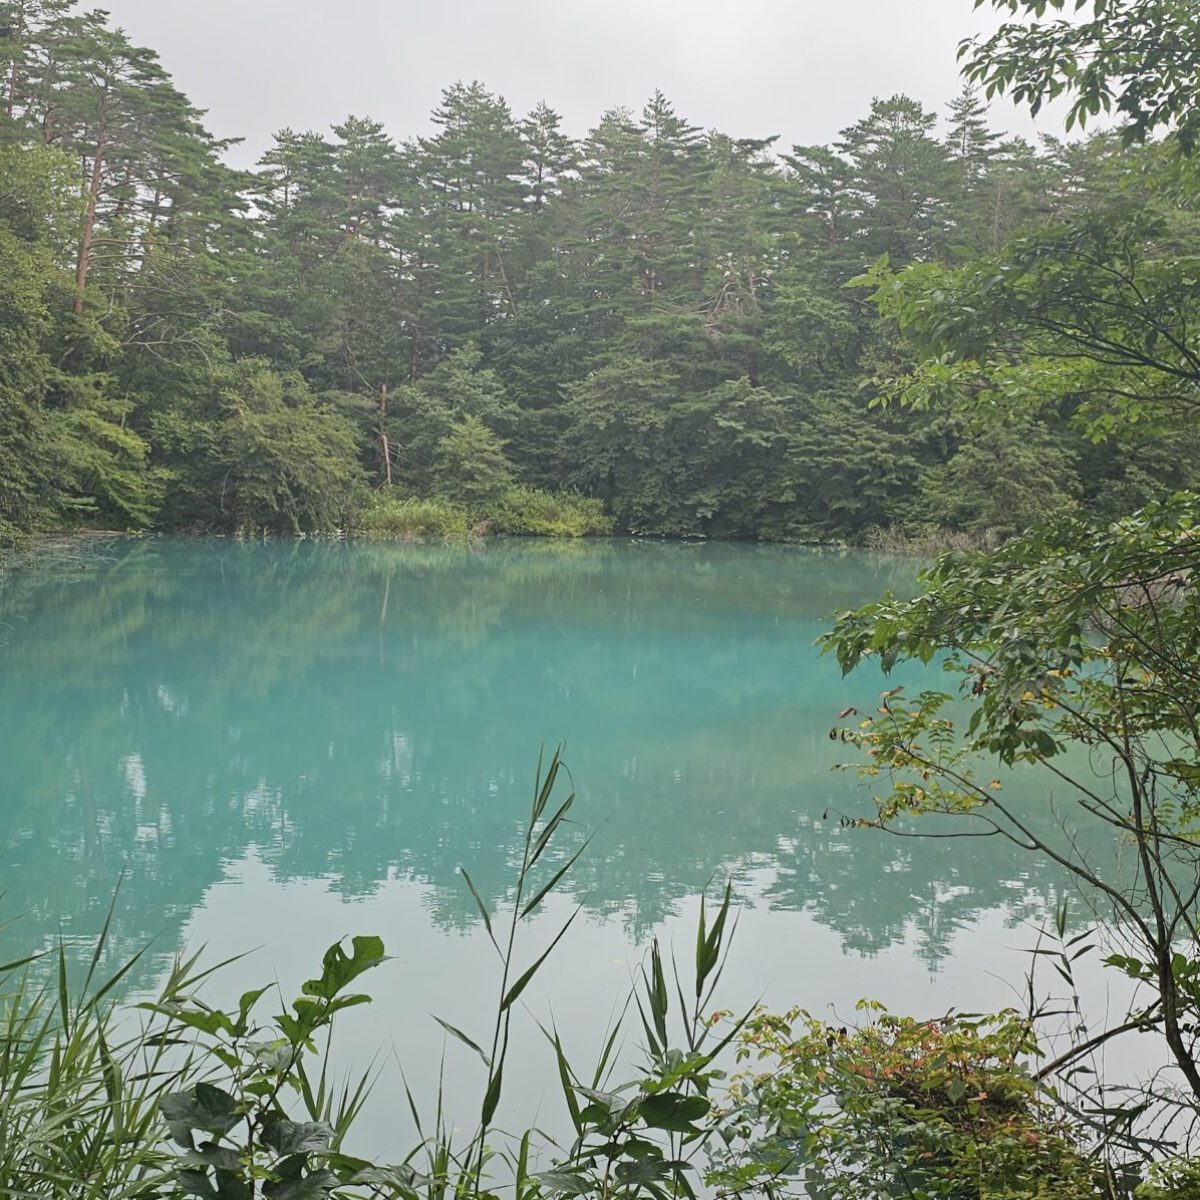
[0,537,1100,1155]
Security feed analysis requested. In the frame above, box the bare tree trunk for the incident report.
[379,384,392,486]
[74,117,107,316]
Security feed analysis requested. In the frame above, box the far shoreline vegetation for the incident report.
[7,0,1200,1196]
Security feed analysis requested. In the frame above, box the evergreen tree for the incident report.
[836,95,954,263]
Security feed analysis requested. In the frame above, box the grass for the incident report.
[0,896,186,1197]
[484,487,613,538]
[864,524,1005,556]
[353,495,472,540]
[352,488,613,542]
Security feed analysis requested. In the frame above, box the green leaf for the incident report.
[529,794,575,866]
[552,1029,583,1135]
[521,839,591,919]
[460,867,498,950]
[262,1170,339,1200]
[639,1092,710,1132]
[648,940,668,1048]
[301,935,387,1001]
[252,1039,295,1073]
[501,909,580,1011]
[535,1171,594,1196]
[176,1170,218,1199]
[261,1120,334,1155]
[238,985,272,1022]
[0,950,42,975]
[615,1158,687,1185]
[482,1064,504,1126]
[432,1015,491,1067]
[160,1083,241,1137]
[214,1171,254,1200]
[353,1164,434,1193]
[182,1145,243,1172]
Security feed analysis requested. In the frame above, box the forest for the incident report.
[4,0,1200,544]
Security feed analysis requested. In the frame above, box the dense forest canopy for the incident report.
[2,0,1199,542]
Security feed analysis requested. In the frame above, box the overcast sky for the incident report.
[96,0,1063,165]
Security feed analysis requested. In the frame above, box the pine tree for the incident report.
[835,94,954,263]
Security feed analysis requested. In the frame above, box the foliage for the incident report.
[913,419,1079,539]
[352,487,612,539]
[484,487,613,537]
[433,416,515,511]
[352,494,472,540]
[962,0,1200,151]
[0,747,755,1200]
[824,493,1200,1127]
[154,361,366,534]
[826,3,1200,1169]
[1137,1157,1200,1199]
[149,936,388,1200]
[855,202,1200,443]
[713,1003,1101,1200]
[0,899,177,1197]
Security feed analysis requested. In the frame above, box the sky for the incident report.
[95,0,1064,165]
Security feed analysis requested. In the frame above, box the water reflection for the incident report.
[0,537,1078,981]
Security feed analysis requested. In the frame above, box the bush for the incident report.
[713,1003,1104,1200]
[485,486,613,537]
[353,487,612,540]
[864,524,1005,555]
[353,494,471,539]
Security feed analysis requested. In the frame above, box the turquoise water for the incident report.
[0,537,1087,1150]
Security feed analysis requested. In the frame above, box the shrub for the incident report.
[353,493,471,539]
[353,487,612,539]
[712,1003,1104,1200]
[485,486,613,537]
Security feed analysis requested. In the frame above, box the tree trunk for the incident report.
[74,112,108,316]
[379,384,392,486]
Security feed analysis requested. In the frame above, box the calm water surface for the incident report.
[0,537,1097,1151]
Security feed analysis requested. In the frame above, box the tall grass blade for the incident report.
[551,1030,583,1136]
[529,795,575,867]
[521,840,591,919]
[591,1002,629,1089]
[696,880,733,1000]
[516,1128,532,1200]
[56,942,70,1033]
[82,872,124,998]
[649,941,669,1048]
[501,909,580,1012]
[82,944,150,1017]
[531,746,569,828]
[432,1016,491,1067]
[460,868,499,953]
[0,952,42,974]
[482,1064,504,1126]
